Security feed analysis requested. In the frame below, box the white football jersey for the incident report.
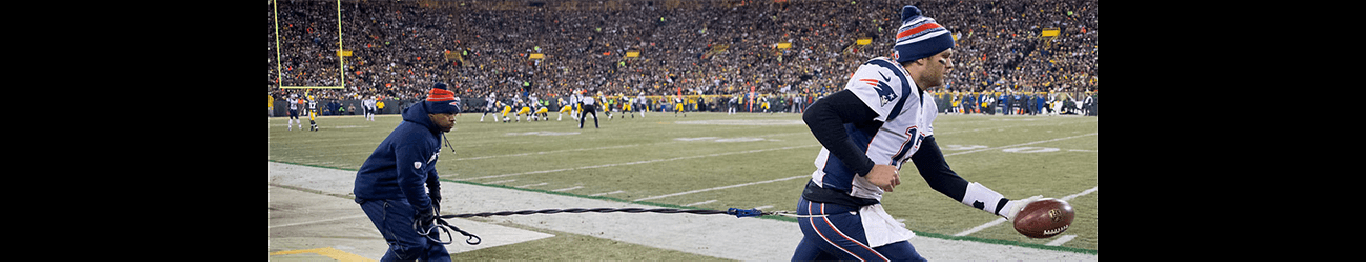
[810,57,935,201]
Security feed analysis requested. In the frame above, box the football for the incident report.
[1012,198,1074,238]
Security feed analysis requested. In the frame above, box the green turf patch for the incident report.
[269,112,1098,254]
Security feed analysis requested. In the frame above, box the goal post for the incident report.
[272,0,346,89]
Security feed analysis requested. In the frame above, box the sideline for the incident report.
[269,161,1098,260]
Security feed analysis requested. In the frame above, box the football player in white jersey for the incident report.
[636,92,648,118]
[362,95,378,121]
[791,6,1042,261]
[728,95,739,115]
[481,93,496,122]
[526,93,539,121]
[569,90,582,121]
[511,94,527,122]
[286,94,301,131]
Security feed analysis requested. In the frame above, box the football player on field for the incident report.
[499,100,512,123]
[636,92,648,118]
[598,91,613,120]
[619,93,634,119]
[513,95,531,122]
[306,93,319,132]
[286,94,301,131]
[481,93,496,122]
[557,97,573,121]
[791,6,1042,261]
[673,94,686,117]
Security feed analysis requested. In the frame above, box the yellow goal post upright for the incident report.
[272,0,347,90]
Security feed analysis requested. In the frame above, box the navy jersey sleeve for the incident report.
[802,89,879,176]
[908,135,969,201]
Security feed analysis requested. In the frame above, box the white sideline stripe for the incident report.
[634,175,808,201]
[486,179,516,184]
[454,144,640,161]
[684,200,717,207]
[943,133,1097,157]
[460,145,816,181]
[515,182,549,188]
[953,186,1097,237]
[268,214,368,229]
[1045,235,1078,246]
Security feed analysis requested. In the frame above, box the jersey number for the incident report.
[891,126,927,164]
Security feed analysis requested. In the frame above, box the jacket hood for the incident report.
[401,102,442,134]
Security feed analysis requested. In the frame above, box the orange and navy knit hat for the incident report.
[893,6,955,64]
[425,83,461,114]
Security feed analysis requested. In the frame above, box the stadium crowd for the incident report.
[269,0,1096,115]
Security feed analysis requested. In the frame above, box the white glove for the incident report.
[1003,195,1042,222]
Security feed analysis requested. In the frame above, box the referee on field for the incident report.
[579,92,599,128]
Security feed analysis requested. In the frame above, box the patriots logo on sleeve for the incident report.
[857,71,899,106]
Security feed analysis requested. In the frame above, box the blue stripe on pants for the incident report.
[792,198,926,262]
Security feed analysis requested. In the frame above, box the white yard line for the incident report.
[454,144,642,161]
[943,133,1097,157]
[267,214,369,229]
[453,133,807,161]
[945,133,1092,236]
[683,200,717,207]
[1060,187,1098,201]
[550,186,584,192]
[588,190,625,196]
[459,145,816,181]
[633,175,808,201]
[632,133,1096,205]
[1046,235,1079,246]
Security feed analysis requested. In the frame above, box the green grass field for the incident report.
[268,110,1098,255]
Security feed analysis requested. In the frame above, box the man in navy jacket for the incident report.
[354,83,460,261]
